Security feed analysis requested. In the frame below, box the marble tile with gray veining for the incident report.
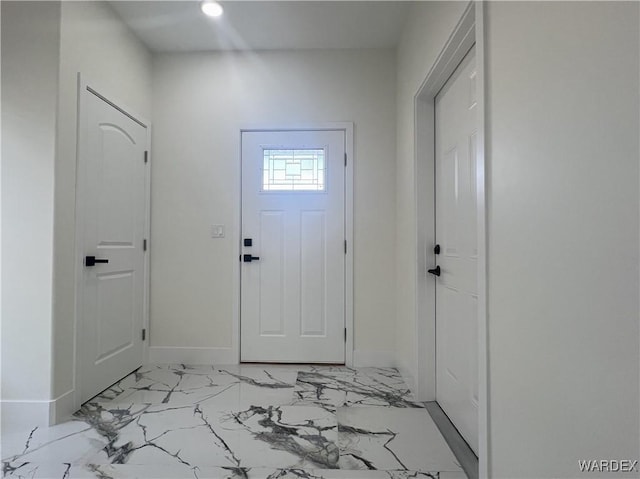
[220,405,338,469]
[96,364,297,409]
[92,368,144,402]
[343,368,423,408]
[1,463,447,479]
[291,371,348,411]
[3,402,339,473]
[292,367,422,410]
[1,420,106,467]
[1,364,467,479]
[254,470,441,479]
[337,407,462,473]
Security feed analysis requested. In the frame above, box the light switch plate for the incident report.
[211,224,225,238]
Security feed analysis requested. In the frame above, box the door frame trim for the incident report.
[413,2,489,477]
[73,74,151,410]
[236,123,354,366]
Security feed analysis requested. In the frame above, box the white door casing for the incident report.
[77,86,148,403]
[240,130,346,363]
[435,46,479,453]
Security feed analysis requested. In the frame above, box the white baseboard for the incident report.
[1,400,52,430]
[352,349,395,368]
[1,389,77,430]
[50,389,76,425]
[148,346,237,365]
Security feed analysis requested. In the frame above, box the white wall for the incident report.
[1,1,61,427]
[395,0,468,392]
[485,2,639,476]
[150,49,397,364]
[397,1,640,477]
[52,1,152,420]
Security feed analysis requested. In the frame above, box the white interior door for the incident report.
[434,46,479,453]
[78,88,148,403]
[241,130,345,363]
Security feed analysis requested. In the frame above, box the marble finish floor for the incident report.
[2,365,466,479]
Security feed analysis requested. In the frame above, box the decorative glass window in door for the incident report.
[262,148,325,191]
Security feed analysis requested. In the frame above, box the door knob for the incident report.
[85,256,109,267]
[428,265,441,277]
[243,254,260,263]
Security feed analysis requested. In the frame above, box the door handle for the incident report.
[85,256,109,267]
[427,265,441,277]
[243,254,260,263]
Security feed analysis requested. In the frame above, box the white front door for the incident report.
[78,88,148,403]
[434,46,479,453]
[241,130,345,363]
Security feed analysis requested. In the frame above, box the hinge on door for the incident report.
[144,151,148,164]
[344,328,347,342]
[344,240,347,254]
[143,239,147,251]
[344,152,347,167]
[142,329,146,341]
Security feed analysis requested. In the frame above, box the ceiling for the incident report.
[109,1,413,52]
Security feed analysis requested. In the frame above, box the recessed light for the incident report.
[201,1,223,18]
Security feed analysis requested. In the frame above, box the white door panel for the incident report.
[79,90,147,403]
[241,130,345,363]
[300,211,327,336]
[435,46,479,453]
